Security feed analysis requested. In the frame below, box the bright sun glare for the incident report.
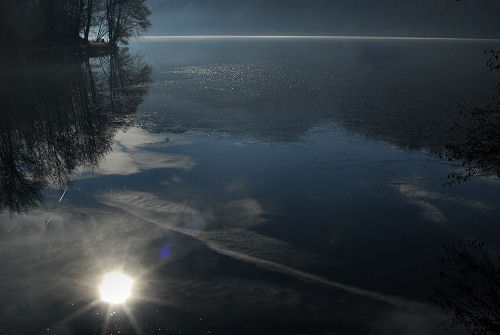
[99,272,134,304]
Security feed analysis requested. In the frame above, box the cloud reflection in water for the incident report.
[78,127,195,177]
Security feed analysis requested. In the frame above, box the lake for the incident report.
[1,37,499,334]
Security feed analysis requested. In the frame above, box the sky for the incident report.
[146,0,500,37]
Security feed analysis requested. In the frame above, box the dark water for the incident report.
[1,38,499,334]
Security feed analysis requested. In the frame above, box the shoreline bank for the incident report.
[0,41,113,60]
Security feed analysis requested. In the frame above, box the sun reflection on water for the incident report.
[99,272,134,304]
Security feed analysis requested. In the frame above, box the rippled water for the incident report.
[0,38,499,334]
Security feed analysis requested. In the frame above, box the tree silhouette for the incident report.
[104,0,152,45]
[0,0,151,49]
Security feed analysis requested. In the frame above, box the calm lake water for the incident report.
[1,38,499,334]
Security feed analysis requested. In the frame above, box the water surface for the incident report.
[1,38,499,334]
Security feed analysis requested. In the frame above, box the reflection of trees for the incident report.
[442,106,500,184]
[434,241,500,335]
[435,51,500,335]
[0,50,151,214]
[441,51,500,184]
[99,49,152,115]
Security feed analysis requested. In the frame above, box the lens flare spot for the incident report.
[99,272,133,304]
[159,244,171,259]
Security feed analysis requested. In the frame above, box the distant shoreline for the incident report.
[140,35,500,42]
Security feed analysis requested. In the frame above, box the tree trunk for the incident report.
[112,3,122,45]
[106,0,115,45]
[84,0,92,42]
[75,0,85,40]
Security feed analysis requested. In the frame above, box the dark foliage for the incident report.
[440,50,500,184]
[0,0,151,49]
[434,241,500,335]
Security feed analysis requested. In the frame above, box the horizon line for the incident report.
[141,35,500,42]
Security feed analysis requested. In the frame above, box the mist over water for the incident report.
[146,0,500,38]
